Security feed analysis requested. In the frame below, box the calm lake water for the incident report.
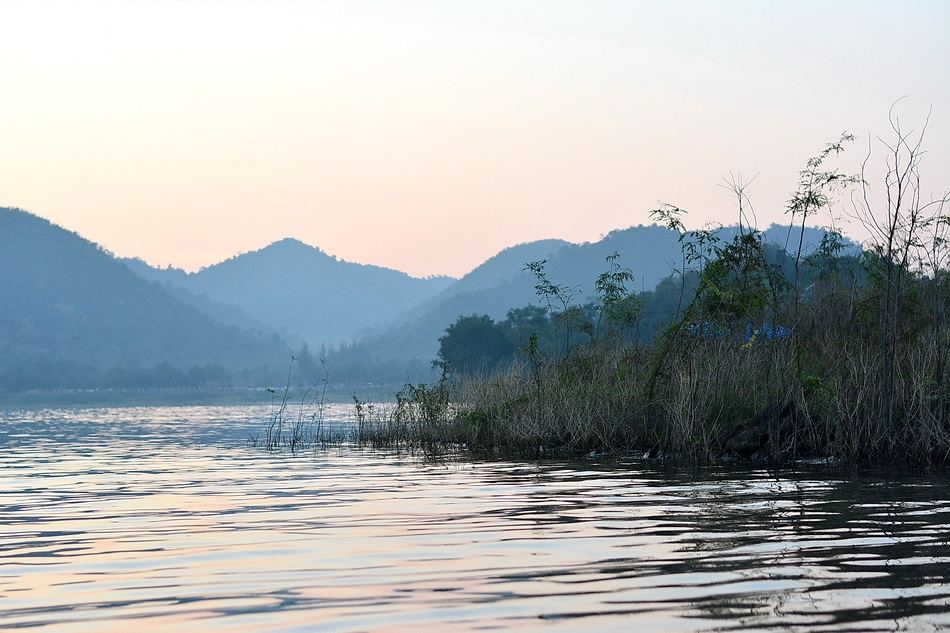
[1,405,949,632]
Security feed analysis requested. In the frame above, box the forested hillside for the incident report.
[0,208,290,391]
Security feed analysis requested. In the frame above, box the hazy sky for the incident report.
[1,1,948,278]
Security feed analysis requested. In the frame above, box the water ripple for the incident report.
[1,405,949,631]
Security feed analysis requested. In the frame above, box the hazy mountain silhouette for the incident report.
[390,238,570,325]
[0,207,290,389]
[353,223,857,363]
[121,257,191,286]
[121,257,275,335]
[2,206,859,390]
[442,238,571,296]
[124,239,456,346]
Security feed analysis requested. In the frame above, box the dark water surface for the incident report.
[1,405,949,631]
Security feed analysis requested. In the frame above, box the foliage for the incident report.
[437,315,516,374]
[377,114,950,465]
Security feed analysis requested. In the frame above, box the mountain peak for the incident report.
[265,237,325,254]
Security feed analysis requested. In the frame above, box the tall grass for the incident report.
[252,356,348,450]
[355,320,948,464]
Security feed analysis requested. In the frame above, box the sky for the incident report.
[1,1,948,278]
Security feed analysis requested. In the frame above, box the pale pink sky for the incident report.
[1,1,948,277]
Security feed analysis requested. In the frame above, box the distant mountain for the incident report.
[122,257,190,286]
[351,223,859,363]
[391,238,570,326]
[124,239,456,346]
[121,257,275,335]
[442,238,571,297]
[0,207,290,390]
[3,205,859,390]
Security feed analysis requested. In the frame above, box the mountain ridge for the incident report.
[338,222,860,365]
[1,205,861,390]
[0,207,290,390]
[123,236,457,346]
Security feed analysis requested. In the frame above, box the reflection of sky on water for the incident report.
[1,405,949,631]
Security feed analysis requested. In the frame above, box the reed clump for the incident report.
[252,356,350,450]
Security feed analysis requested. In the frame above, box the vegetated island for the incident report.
[265,120,949,467]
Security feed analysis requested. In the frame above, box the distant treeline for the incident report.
[0,349,433,394]
[0,360,278,392]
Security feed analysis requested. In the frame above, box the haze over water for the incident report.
[2,405,949,631]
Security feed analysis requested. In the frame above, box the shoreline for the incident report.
[0,385,400,410]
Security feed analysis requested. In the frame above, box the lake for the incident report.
[1,404,949,631]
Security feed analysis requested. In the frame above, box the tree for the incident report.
[438,315,516,374]
[850,103,950,431]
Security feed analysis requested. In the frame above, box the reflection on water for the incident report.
[1,405,949,631]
